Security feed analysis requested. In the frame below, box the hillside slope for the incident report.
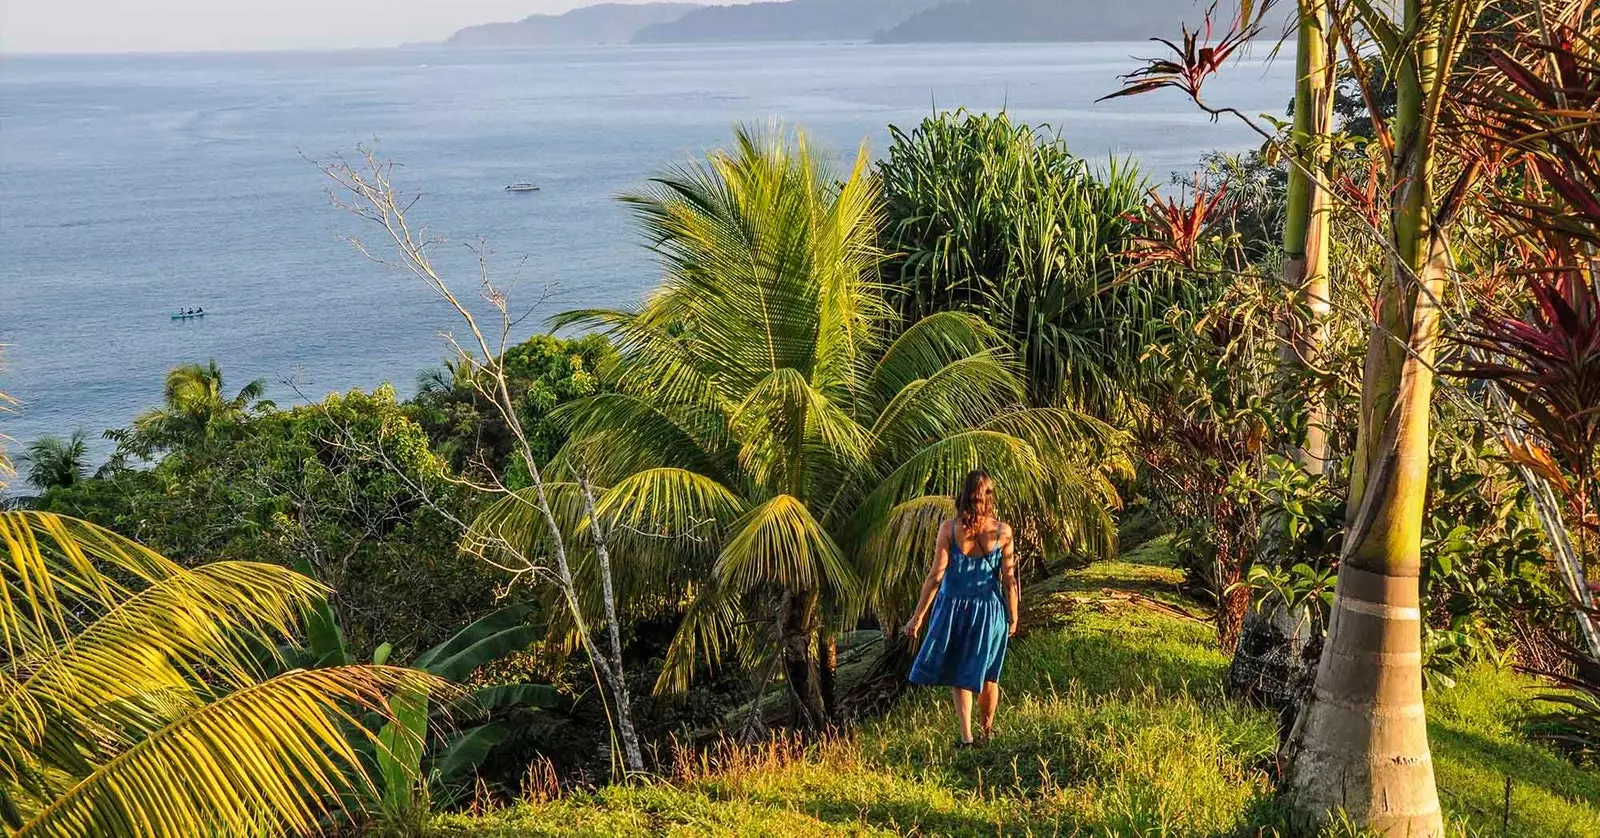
[424,537,1600,837]
[876,0,1277,42]
[631,0,944,43]
[442,4,706,47]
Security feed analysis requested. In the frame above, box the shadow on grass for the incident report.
[1430,725,1600,836]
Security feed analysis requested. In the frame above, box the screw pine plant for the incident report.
[876,110,1161,416]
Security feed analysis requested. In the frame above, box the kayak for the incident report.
[171,312,205,320]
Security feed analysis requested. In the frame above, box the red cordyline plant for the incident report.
[1124,182,1231,270]
[1452,14,1600,540]
[1101,1,1280,112]
[1459,23,1600,248]
[1460,246,1600,534]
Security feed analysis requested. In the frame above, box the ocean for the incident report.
[0,42,1291,463]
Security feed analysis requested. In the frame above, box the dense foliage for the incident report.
[482,125,1122,728]
[9,13,1600,824]
[0,509,436,838]
[411,333,616,482]
[877,111,1176,415]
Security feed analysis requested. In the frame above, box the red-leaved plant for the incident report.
[1124,183,1231,270]
[1460,251,1600,536]
[1100,1,1279,112]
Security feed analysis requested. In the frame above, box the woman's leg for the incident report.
[951,687,974,742]
[978,680,1001,737]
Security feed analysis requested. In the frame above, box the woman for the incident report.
[902,469,1019,747]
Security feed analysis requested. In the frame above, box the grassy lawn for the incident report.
[425,536,1600,837]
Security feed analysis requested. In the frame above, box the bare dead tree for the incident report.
[314,146,646,776]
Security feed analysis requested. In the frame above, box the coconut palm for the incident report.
[473,125,1123,726]
[19,430,90,491]
[0,509,439,838]
[109,360,270,459]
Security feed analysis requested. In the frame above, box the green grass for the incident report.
[422,535,1600,837]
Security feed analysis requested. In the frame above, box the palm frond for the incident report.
[716,495,857,600]
[861,311,1007,411]
[653,585,749,696]
[593,467,744,542]
[855,495,955,628]
[18,666,440,838]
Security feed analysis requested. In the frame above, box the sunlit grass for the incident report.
[420,538,1600,837]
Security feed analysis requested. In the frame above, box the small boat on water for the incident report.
[505,182,540,193]
[172,310,205,320]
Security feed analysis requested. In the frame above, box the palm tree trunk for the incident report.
[1228,0,1338,714]
[1280,0,1337,475]
[1285,2,1444,830]
[818,631,838,721]
[781,589,826,729]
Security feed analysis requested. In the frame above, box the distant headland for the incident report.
[428,0,1272,48]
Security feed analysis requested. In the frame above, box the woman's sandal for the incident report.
[955,739,975,750]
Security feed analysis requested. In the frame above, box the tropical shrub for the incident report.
[38,383,498,657]
[411,333,617,482]
[877,110,1174,415]
[478,124,1122,727]
[294,600,559,828]
[1422,417,1566,670]
[17,430,91,492]
[0,509,435,837]
[1134,245,1282,650]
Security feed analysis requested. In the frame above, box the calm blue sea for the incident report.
[0,42,1291,465]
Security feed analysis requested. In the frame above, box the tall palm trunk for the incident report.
[818,632,839,720]
[1226,0,1338,715]
[781,589,827,729]
[1285,1,1444,832]
[1281,0,1337,474]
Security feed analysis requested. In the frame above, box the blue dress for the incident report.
[908,541,1010,692]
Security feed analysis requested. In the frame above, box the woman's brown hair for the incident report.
[955,469,993,534]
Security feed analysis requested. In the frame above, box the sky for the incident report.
[0,0,744,54]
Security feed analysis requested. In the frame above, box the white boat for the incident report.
[505,182,540,193]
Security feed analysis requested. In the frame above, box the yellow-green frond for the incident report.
[715,495,856,600]
[462,482,586,566]
[5,562,327,772]
[18,665,443,838]
[856,495,955,629]
[862,311,1007,410]
[593,468,744,542]
[653,586,747,696]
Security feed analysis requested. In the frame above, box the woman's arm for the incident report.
[901,520,951,640]
[1000,523,1019,636]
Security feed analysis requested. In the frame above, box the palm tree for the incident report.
[1279,0,1337,474]
[1284,0,1487,832]
[0,509,439,837]
[474,125,1122,726]
[19,430,90,491]
[109,360,270,459]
